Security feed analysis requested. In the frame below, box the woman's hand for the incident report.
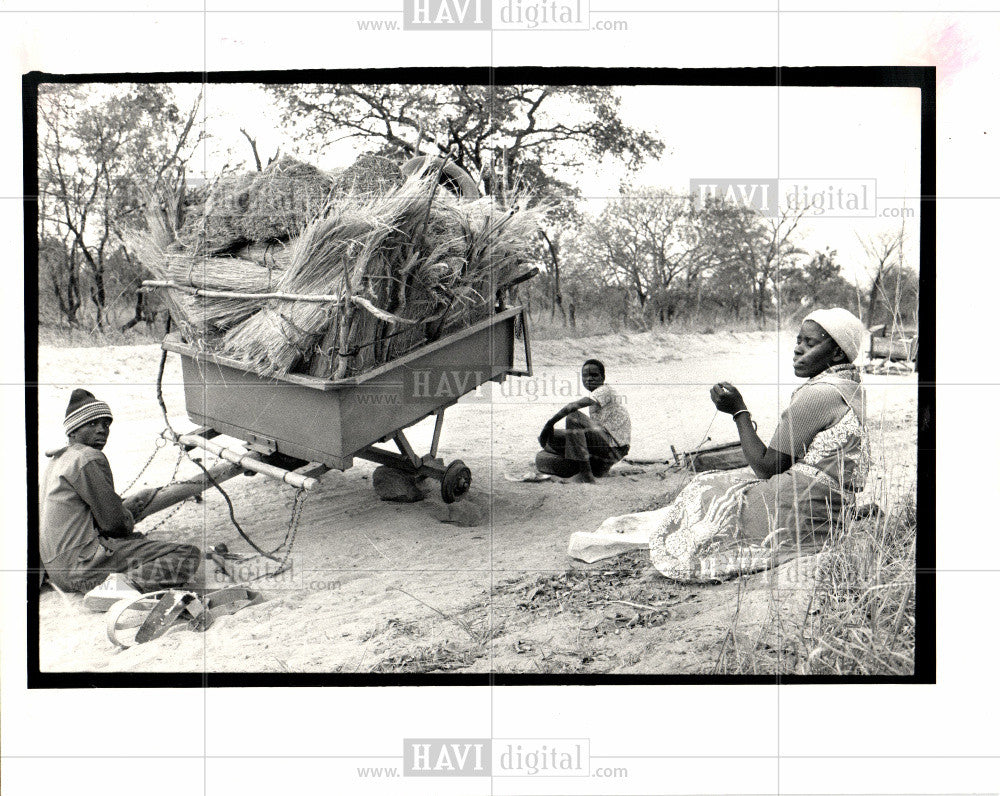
[710,382,748,415]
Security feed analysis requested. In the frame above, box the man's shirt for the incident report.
[589,384,631,447]
[40,443,134,574]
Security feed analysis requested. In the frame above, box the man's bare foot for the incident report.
[570,471,597,484]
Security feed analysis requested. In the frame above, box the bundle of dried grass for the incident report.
[334,154,403,199]
[223,174,541,378]
[163,253,286,329]
[126,232,200,339]
[219,210,370,375]
[177,171,256,253]
[163,253,282,293]
[232,240,295,270]
[242,156,336,243]
[321,176,468,373]
[221,300,337,376]
[176,159,336,254]
[374,192,540,347]
[221,176,448,376]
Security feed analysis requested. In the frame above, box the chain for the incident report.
[142,499,189,534]
[152,329,311,574]
[121,435,168,494]
[242,487,308,581]
[166,444,185,483]
[139,446,192,532]
[123,434,189,521]
[267,487,309,574]
[278,487,308,556]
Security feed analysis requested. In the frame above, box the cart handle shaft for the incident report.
[171,432,320,490]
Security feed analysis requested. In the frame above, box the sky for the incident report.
[176,80,921,285]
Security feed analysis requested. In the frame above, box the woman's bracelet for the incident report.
[732,409,757,431]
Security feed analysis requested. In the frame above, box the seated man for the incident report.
[535,359,631,483]
[39,389,201,594]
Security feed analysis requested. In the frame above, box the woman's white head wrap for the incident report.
[803,308,866,363]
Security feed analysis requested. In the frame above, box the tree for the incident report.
[857,227,904,327]
[37,83,203,328]
[873,263,919,328]
[566,188,818,328]
[267,84,663,189]
[776,248,860,318]
[583,188,705,325]
[240,127,280,172]
[558,224,631,330]
[523,162,586,326]
[699,198,809,324]
[267,83,664,301]
[38,236,79,325]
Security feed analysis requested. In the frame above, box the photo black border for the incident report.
[24,65,935,688]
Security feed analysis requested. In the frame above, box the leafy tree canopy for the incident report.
[266,83,664,197]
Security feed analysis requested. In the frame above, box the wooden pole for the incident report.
[142,280,342,303]
[333,258,356,380]
[175,433,320,490]
[131,462,243,522]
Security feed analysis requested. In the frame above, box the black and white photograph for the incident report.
[3,4,998,796]
[27,71,928,679]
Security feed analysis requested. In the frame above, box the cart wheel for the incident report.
[441,460,471,504]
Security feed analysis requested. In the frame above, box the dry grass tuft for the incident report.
[242,156,337,243]
[176,158,335,254]
[177,171,257,254]
[715,488,917,676]
[333,153,403,199]
[799,495,917,675]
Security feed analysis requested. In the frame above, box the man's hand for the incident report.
[538,419,556,448]
[122,488,157,521]
[710,382,748,415]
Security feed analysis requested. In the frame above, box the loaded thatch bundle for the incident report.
[219,210,371,375]
[242,156,337,242]
[219,173,542,378]
[134,156,541,379]
[128,233,290,332]
[129,185,290,334]
[131,162,332,335]
[128,196,214,342]
[333,154,403,199]
[231,240,295,270]
[176,158,336,254]
[163,253,283,294]
[177,171,257,254]
[163,253,285,329]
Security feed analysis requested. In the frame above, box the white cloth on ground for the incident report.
[566,506,667,563]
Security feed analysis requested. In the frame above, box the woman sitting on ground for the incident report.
[647,307,869,582]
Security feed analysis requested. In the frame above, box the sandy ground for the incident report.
[36,328,917,674]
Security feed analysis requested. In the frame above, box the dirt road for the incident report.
[36,329,917,674]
